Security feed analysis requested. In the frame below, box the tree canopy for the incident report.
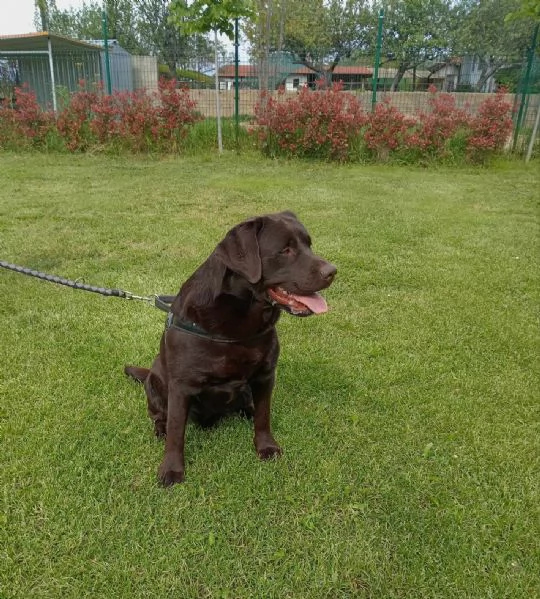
[169,0,254,39]
[39,0,537,91]
[456,0,536,90]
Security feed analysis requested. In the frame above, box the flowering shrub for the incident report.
[1,79,514,163]
[58,77,201,153]
[89,91,118,146]
[155,77,201,152]
[254,84,514,164]
[466,88,513,162]
[0,85,55,149]
[406,85,471,158]
[254,82,367,161]
[56,81,99,151]
[1,77,201,153]
[363,97,416,161]
[111,90,161,152]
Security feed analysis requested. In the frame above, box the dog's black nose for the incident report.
[320,263,337,284]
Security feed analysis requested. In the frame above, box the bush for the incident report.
[1,81,515,164]
[1,78,202,154]
[406,86,471,159]
[254,82,367,161]
[363,97,416,161]
[56,83,99,151]
[466,88,514,162]
[154,77,202,152]
[253,85,514,164]
[0,85,55,150]
[58,78,202,153]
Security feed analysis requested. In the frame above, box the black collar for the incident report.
[166,313,273,344]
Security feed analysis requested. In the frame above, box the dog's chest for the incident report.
[209,345,267,380]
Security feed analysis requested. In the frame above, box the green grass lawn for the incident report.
[0,153,538,598]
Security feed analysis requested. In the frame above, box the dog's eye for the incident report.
[280,246,294,256]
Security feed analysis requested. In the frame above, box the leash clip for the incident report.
[123,291,155,305]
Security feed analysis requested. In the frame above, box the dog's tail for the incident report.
[124,365,150,383]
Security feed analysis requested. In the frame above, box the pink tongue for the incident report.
[292,292,328,314]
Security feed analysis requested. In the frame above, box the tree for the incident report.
[34,0,57,31]
[254,0,274,91]
[457,0,536,91]
[48,3,103,39]
[278,0,330,65]
[319,0,373,72]
[170,0,254,40]
[169,0,254,152]
[135,0,213,74]
[47,0,213,76]
[377,0,458,91]
[506,0,540,21]
[245,0,373,80]
[242,0,295,90]
[48,0,142,51]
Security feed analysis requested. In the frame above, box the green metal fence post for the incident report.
[512,23,539,152]
[102,10,112,95]
[234,17,240,151]
[371,8,384,112]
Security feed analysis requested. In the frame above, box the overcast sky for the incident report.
[1,0,86,36]
[0,0,246,59]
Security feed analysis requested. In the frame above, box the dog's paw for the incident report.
[158,455,185,487]
[154,421,167,438]
[159,469,185,487]
[257,443,283,460]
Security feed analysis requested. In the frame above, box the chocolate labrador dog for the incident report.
[125,211,336,486]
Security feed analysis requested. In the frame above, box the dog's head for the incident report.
[215,211,336,316]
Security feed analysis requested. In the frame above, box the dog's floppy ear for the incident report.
[281,210,297,219]
[214,219,262,284]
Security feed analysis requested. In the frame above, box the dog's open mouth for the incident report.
[267,286,328,316]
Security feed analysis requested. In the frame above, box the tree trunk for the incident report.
[258,1,272,92]
[325,54,341,87]
[36,0,49,31]
[214,29,223,154]
[390,63,409,92]
[278,0,286,52]
[474,58,499,92]
[525,99,540,162]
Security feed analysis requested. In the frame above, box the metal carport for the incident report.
[0,32,102,111]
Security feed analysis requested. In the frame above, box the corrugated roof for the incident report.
[0,32,101,53]
[377,67,431,78]
[289,65,317,75]
[332,66,372,75]
[217,64,433,79]
[218,65,258,78]
[218,63,317,78]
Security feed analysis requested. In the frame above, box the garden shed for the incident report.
[0,32,102,110]
[87,39,135,93]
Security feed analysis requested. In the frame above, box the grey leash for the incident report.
[0,260,174,312]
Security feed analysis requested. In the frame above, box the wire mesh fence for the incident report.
[1,26,539,157]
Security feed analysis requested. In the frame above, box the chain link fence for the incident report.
[1,26,539,157]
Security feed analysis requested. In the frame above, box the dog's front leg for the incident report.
[250,373,282,460]
[158,379,190,486]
